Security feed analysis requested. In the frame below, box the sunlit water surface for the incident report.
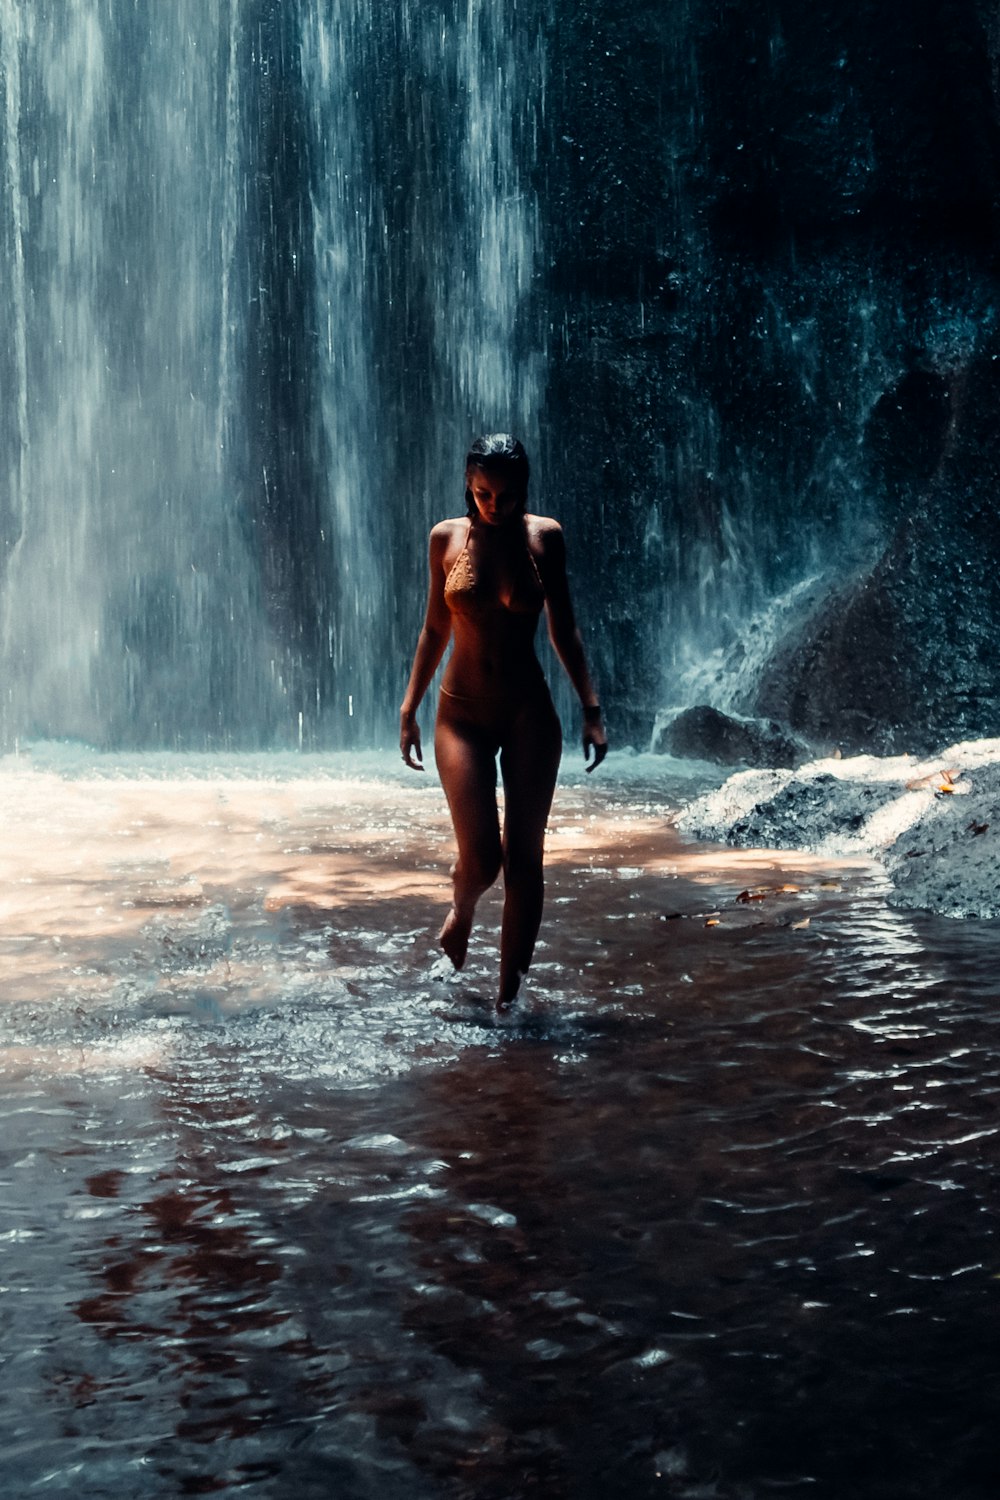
[2,748,999,1499]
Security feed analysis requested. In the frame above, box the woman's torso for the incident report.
[440,514,548,699]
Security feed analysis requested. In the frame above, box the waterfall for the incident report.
[0,1,274,748]
[4,1,989,751]
[0,0,547,749]
[444,0,544,427]
[299,0,546,745]
[0,0,28,593]
[301,0,384,744]
[216,0,242,469]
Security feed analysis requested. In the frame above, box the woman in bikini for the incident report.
[400,433,607,1010]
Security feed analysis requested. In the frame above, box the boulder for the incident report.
[886,761,1000,918]
[751,347,1000,755]
[652,704,809,769]
[676,739,1000,919]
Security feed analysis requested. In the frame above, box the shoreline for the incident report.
[675,737,1000,921]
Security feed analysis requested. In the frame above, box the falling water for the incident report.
[443,0,544,427]
[0,1,274,748]
[0,0,547,749]
[216,0,242,468]
[0,0,27,582]
[300,0,546,744]
[301,0,385,743]
[2,2,992,748]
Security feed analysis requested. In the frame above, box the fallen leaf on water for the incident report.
[736,883,801,904]
[819,880,842,890]
[705,917,721,928]
[790,917,811,930]
[906,767,958,792]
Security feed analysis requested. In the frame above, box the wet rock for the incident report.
[651,704,808,768]
[751,345,1000,755]
[533,0,1000,752]
[675,762,901,850]
[674,767,793,842]
[676,739,1000,919]
[886,761,1000,919]
[730,772,900,848]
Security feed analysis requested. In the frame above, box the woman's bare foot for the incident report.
[496,970,522,1012]
[438,905,471,969]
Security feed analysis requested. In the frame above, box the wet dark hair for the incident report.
[464,433,530,517]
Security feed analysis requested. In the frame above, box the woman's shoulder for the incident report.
[524,512,562,536]
[524,514,565,554]
[429,517,467,547]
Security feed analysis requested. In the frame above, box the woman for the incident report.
[400,434,607,1010]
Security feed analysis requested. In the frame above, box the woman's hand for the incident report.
[400,711,424,771]
[583,706,607,773]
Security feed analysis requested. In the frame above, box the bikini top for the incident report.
[443,518,546,619]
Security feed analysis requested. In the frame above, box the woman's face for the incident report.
[467,467,521,526]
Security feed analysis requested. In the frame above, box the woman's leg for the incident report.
[433,703,503,968]
[497,696,562,1007]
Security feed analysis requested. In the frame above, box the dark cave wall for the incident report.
[534,0,1000,749]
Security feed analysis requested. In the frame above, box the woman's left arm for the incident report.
[537,522,608,772]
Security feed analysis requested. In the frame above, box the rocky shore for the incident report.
[676,739,1000,919]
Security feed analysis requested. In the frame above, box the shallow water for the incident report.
[1,749,999,1498]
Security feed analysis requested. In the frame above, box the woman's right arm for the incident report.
[400,525,453,770]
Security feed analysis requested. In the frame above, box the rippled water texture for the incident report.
[2,750,999,1498]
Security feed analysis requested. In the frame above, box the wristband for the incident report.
[583,704,602,725]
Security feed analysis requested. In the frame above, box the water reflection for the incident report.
[1,752,999,1497]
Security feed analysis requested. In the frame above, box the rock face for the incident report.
[651,704,808,768]
[750,353,1000,754]
[539,0,1000,750]
[676,740,1000,918]
[722,771,901,848]
[886,762,1000,918]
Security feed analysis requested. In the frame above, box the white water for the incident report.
[0,1,548,749]
[0,1,272,746]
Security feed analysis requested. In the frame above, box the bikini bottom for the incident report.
[436,678,561,755]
